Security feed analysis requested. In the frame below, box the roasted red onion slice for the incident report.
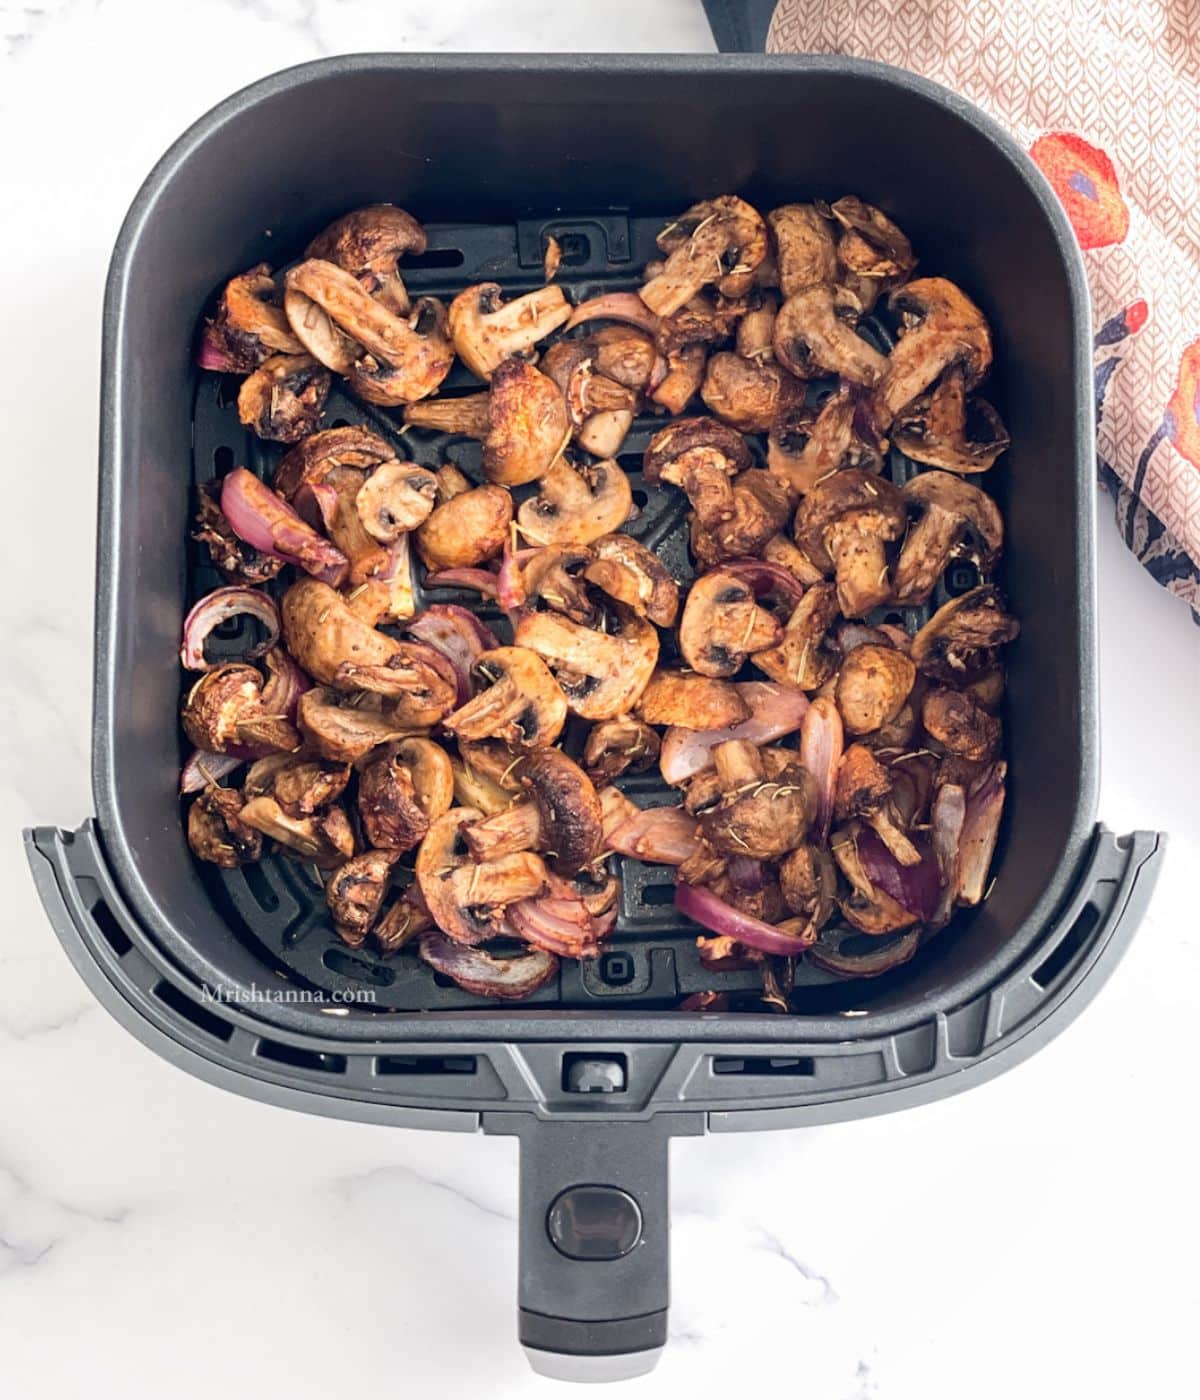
[196,329,245,373]
[727,856,767,892]
[259,645,311,723]
[565,292,660,336]
[957,762,1006,905]
[293,479,340,533]
[607,804,702,865]
[509,896,608,958]
[675,883,817,957]
[423,566,501,598]
[930,782,967,926]
[180,586,280,671]
[856,826,941,923]
[497,541,540,612]
[220,468,348,586]
[720,558,806,610]
[405,605,500,706]
[800,696,843,841]
[180,749,243,794]
[807,927,920,979]
[660,682,809,784]
[417,931,558,999]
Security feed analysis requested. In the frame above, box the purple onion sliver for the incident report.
[180,586,280,671]
[856,826,940,922]
[674,883,815,957]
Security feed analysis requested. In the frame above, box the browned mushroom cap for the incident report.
[696,471,794,563]
[762,533,826,588]
[521,547,597,625]
[699,351,805,434]
[752,582,841,690]
[181,664,299,756]
[830,822,922,934]
[516,459,633,548]
[584,534,679,627]
[893,471,1003,605]
[582,716,661,782]
[910,585,1019,681]
[921,686,1001,761]
[650,343,707,416]
[273,425,395,500]
[238,795,355,867]
[966,666,1005,710]
[891,368,1009,473]
[281,578,402,685]
[352,462,438,542]
[835,745,921,865]
[700,739,816,859]
[643,416,754,484]
[836,644,917,735]
[462,799,544,862]
[187,787,263,867]
[447,282,572,379]
[793,469,906,618]
[779,844,837,927]
[333,643,458,728]
[444,646,568,749]
[767,386,885,497]
[767,205,838,297]
[305,205,426,314]
[514,608,659,720]
[877,278,993,422]
[541,340,641,424]
[773,286,888,385]
[199,264,303,372]
[416,482,512,570]
[678,570,782,678]
[828,197,916,281]
[635,671,751,730]
[237,354,331,442]
[641,196,768,316]
[516,748,603,876]
[416,808,549,944]
[590,324,661,388]
[296,688,420,762]
[326,849,400,947]
[358,752,429,852]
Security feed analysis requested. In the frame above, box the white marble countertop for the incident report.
[2,2,1198,1396]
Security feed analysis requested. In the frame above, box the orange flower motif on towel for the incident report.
[1165,339,1200,471]
[1030,133,1129,251]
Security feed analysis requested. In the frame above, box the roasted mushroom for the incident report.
[197,264,303,372]
[238,796,355,867]
[582,716,661,781]
[416,808,548,944]
[921,686,1001,761]
[358,751,429,852]
[404,357,571,487]
[583,534,679,627]
[416,478,512,571]
[768,204,839,297]
[793,469,906,617]
[752,582,841,690]
[910,586,1020,681]
[635,671,751,730]
[444,646,568,749]
[192,482,285,586]
[281,578,402,685]
[877,278,993,422]
[640,196,768,316]
[447,282,572,379]
[699,739,817,859]
[540,338,641,458]
[304,204,425,314]
[835,744,922,866]
[778,844,837,929]
[828,197,916,283]
[187,787,263,867]
[296,688,418,762]
[891,368,1009,473]
[677,569,781,678]
[773,285,888,386]
[700,351,804,434]
[244,754,351,817]
[326,849,400,947]
[237,353,331,442]
[835,643,917,735]
[181,664,299,756]
[516,458,633,548]
[830,821,922,935]
[767,385,884,497]
[650,343,707,416]
[514,608,659,720]
[332,641,458,728]
[517,748,603,876]
[353,462,439,541]
[735,289,779,361]
[892,471,1003,606]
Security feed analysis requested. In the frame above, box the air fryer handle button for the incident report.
[547,1184,643,1260]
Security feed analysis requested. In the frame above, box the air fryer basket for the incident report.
[26,56,1164,1380]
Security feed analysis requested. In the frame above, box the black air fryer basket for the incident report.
[25,55,1164,1381]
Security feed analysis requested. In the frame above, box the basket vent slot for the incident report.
[377,1054,477,1077]
[90,898,132,957]
[255,1038,347,1074]
[405,246,466,269]
[322,947,396,986]
[711,1055,816,1077]
[640,883,676,906]
[1032,897,1103,989]
[241,862,281,914]
[153,979,234,1042]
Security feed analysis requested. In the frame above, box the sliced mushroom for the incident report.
[877,278,993,422]
[515,748,603,876]
[767,385,884,497]
[830,821,922,934]
[405,357,571,487]
[762,533,826,588]
[326,849,400,947]
[699,739,816,859]
[678,570,781,678]
[181,664,299,756]
[447,282,572,379]
[416,808,548,944]
[187,787,263,867]
[893,471,1003,605]
[582,716,661,782]
[650,343,707,415]
[296,462,388,585]
[514,608,659,720]
[237,353,330,442]
[773,285,888,385]
[793,468,906,618]
[273,425,395,500]
[921,687,1001,761]
[768,204,838,297]
[451,753,515,817]
[333,642,458,727]
[443,646,568,749]
[305,204,425,315]
[374,885,433,953]
[891,367,1010,473]
[281,578,402,685]
[640,196,768,316]
[540,340,640,443]
[910,586,1020,682]
[835,744,922,866]
[700,351,804,433]
[416,482,512,570]
[583,534,679,627]
[346,534,416,626]
[516,458,633,548]
[198,264,302,372]
[644,415,754,486]
[521,547,597,625]
[635,671,751,730]
[752,582,841,690]
[296,688,418,762]
[808,925,920,976]
[354,462,439,541]
[778,844,837,928]
[266,757,351,817]
[590,324,660,389]
[735,289,779,361]
[828,197,916,281]
[835,644,917,735]
[238,796,355,867]
[358,752,429,852]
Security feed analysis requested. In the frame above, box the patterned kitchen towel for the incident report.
[756,0,1200,616]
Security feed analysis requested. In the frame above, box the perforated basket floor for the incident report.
[189,211,982,1012]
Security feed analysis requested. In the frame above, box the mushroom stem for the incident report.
[447,852,548,909]
[403,393,492,438]
[825,520,892,618]
[713,739,765,791]
[464,802,544,861]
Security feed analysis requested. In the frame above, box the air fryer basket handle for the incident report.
[482,1112,702,1382]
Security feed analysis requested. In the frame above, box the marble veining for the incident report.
[1,2,1196,1396]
